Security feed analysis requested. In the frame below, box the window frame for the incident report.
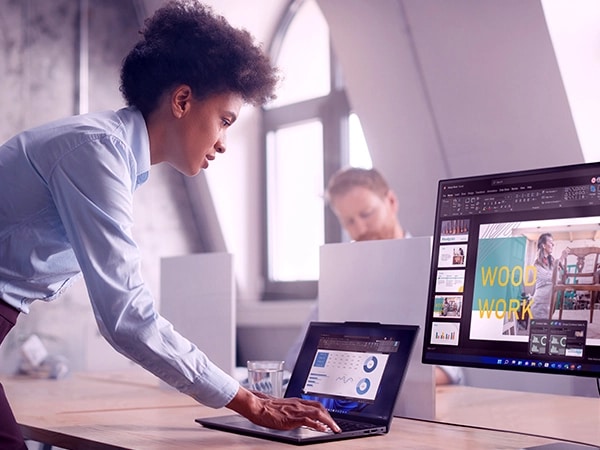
[261,0,351,300]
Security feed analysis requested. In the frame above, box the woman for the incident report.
[0,2,339,448]
[531,233,561,320]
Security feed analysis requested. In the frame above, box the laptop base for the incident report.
[196,414,387,446]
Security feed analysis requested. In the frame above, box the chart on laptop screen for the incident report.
[302,335,397,401]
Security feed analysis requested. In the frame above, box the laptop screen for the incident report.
[285,322,418,423]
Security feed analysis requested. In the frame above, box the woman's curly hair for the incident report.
[120,0,279,116]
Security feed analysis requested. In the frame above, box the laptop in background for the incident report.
[196,321,419,445]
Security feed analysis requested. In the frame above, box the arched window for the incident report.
[262,0,371,300]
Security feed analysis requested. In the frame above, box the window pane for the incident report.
[349,113,373,168]
[267,121,324,281]
[270,0,330,108]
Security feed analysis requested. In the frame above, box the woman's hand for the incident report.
[226,386,341,433]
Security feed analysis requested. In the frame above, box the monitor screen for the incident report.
[422,162,600,378]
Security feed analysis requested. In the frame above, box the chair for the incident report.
[550,246,600,323]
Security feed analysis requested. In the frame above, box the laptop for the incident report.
[196,321,419,445]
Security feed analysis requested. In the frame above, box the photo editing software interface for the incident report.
[422,162,600,377]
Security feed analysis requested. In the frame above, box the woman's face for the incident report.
[153,88,243,176]
[542,236,554,255]
[171,92,243,176]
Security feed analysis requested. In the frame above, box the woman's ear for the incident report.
[171,85,193,118]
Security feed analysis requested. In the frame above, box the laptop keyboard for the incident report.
[335,418,374,432]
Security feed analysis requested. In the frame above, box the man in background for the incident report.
[325,167,406,242]
[285,167,463,385]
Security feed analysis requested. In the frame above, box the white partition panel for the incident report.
[160,253,236,376]
[319,237,435,420]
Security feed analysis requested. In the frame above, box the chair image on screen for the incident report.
[551,246,600,323]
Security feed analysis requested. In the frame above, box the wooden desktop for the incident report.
[2,368,598,449]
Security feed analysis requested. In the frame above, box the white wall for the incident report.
[318,0,582,238]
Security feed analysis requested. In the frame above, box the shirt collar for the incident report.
[116,106,151,187]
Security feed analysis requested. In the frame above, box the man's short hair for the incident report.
[325,167,390,203]
[120,0,279,117]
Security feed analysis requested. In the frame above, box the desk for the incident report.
[2,370,597,449]
[437,385,600,446]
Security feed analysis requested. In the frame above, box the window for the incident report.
[266,120,323,282]
[262,0,371,299]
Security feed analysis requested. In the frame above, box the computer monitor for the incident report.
[422,162,600,379]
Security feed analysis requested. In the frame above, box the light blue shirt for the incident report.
[0,107,238,408]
